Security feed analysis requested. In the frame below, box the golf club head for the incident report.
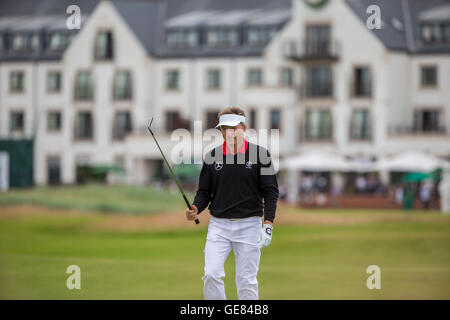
[147,117,154,132]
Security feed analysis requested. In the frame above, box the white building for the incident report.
[0,0,449,190]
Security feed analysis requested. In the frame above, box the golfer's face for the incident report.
[221,123,245,145]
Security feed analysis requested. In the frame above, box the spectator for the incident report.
[367,175,377,193]
[395,184,403,206]
[355,176,367,194]
[420,182,432,210]
[279,184,287,201]
[316,176,328,192]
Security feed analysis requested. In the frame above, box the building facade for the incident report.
[0,0,449,189]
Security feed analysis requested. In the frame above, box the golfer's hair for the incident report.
[218,107,246,118]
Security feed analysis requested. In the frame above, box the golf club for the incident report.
[147,118,200,224]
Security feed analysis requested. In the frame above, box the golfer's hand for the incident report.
[258,224,273,250]
[186,205,198,221]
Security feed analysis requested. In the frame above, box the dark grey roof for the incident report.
[346,0,450,54]
[0,0,99,17]
[1,0,448,62]
[408,0,450,53]
[419,3,450,22]
[0,0,291,60]
[112,0,292,58]
[0,0,99,61]
[111,0,160,54]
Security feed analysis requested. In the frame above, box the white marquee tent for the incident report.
[281,151,350,172]
[376,151,446,172]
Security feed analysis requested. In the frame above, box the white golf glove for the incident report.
[258,224,273,250]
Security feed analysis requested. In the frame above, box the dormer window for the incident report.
[207,28,238,47]
[248,27,276,46]
[31,34,40,50]
[421,22,450,43]
[12,33,39,51]
[48,31,76,51]
[50,33,62,50]
[94,30,113,60]
[13,34,24,51]
[167,29,198,48]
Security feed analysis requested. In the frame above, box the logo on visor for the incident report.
[245,161,253,169]
[214,163,223,171]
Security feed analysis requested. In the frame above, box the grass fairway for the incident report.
[0,186,450,299]
[0,184,191,214]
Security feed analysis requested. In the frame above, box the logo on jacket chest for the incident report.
[213,161,252,171]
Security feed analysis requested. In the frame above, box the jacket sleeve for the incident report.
[192,162,213,214]
[259,149,279,223]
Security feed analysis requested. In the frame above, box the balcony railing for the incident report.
[283,39,340,61]
[388,126,447,136]
[299,126,333,143]
[299,83,333,99]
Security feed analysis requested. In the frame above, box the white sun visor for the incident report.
[215,114,246,128]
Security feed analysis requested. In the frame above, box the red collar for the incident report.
[222,139,248,155]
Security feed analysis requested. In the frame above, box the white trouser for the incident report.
[202,215,262,300]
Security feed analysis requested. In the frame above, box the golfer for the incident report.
[186,107,279,300]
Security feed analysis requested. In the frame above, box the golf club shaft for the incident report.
[147,122,200,224]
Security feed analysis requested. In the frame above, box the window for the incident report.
[206,111,219,129]
[248,27,276,46]
[166,111,180,132]
[74,71,93,101]
[421,22,450,43]
[113,71,132,100]
[353,67,372,97]
[421,66,437,87]
[247,68,263,86]
[49,31,75,51]
[270,109,281,130]
[167,29,198,48]
[48,31,76,51]
[31,33,40,51]
[305,109,332,140]
[112,111,132,140]
[207,29,238,47]
[350,109,371,140]
[305,25,330,55]
[166,70,179,90]
[47,156,61,185]
[47,72,61,92]
[47,111,62,132]
[280,68,293,87]
[12,34,23,51]
[249,109,257,129]
[207,69,221,89]
[12,33,39,51]
[304,65,332,97]
[94,30,113,60]
[10,111,24,133]
[75,112,93,140]
[49,32,63,50]
[413,109,443,133]
[75,154,92,184]
[10,71,24,93]
[165,111,190,131]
